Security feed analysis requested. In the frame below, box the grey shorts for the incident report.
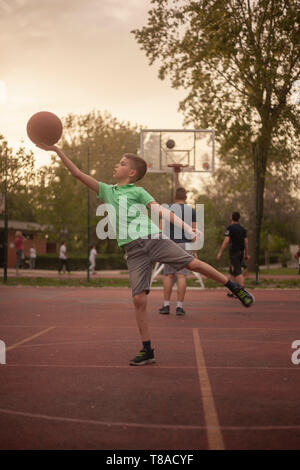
[124,234,194,296]
[163,243,193,276]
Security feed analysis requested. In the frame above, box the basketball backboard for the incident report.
[140,129,215,173]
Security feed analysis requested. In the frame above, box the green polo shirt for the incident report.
[97,182,161,246]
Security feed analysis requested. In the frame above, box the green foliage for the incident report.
[195,193,229,267]
[0,135,37,222]
[132,0,300,266]
[194,160,300,264]
[132,0,300,146]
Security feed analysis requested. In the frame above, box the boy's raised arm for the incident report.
[36,143,99,193]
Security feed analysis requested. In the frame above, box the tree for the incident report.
[132,0,300,269]
[195,160,300,266]
[0,135,37,222]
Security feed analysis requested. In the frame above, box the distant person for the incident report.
[89,245,98,275]
[14,231,24,275]
[158,187,197,316]
[58,241,71,274]
[217,212,249,297]
[294,245,300,275]
[29,245,37,269]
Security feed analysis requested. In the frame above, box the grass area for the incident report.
[254,267,299,275]
[218,267,298,276]
[0,276,299,289]
[186,278,300,289]
[0,277,132,288]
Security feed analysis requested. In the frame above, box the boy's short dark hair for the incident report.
[232,212,240,221]
[175,187,187,201]
[124,153,147,182]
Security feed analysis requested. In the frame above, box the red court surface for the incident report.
[0,286,300,450]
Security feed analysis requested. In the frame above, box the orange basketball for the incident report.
[27,111,63,145]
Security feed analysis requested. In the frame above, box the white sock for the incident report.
[163,301,170,307]
[177,302,183,308]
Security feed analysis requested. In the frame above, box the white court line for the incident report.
[1,325,299,330]
[12,337,295,350]
[193,328,225,450]
[6,327,55,352]
[0,407,299,432]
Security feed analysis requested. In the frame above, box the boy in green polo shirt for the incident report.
[37,143,255,365]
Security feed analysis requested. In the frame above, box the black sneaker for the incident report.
[129,348,155,366]
[159,305,170,314]
[176,307,186,316]
[229,282,255,308]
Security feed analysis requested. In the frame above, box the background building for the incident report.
[0,220,51,268]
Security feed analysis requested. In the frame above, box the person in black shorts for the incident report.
[217,212,249,297]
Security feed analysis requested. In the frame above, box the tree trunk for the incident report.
[247,141,267,273]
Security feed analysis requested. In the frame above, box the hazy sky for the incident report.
[0,0,187,167]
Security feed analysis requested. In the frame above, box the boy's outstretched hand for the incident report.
[192,228,202,240]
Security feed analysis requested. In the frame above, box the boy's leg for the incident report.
[227,274,237,297]
[132,291,150,342]
[186,258,227,284]
[186,258,254,307]
[130,291,155,366]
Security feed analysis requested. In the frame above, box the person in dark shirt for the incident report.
[217,212,249,296]
[158,187,197,316]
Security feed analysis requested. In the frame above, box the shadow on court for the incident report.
[0,286,300,450]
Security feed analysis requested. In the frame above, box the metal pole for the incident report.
[3,147,8,282]
[255,144,259,284]
[87,146,90,282]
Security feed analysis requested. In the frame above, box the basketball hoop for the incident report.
[167,163,188,172]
